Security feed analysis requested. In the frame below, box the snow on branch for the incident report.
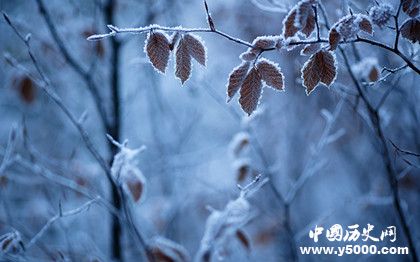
[195,175,268,261]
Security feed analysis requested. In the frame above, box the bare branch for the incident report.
[26,197,100,249]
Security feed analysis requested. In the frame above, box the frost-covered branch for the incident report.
[317,6,419,261]
[26,197,100,249]
[195,175,268,261]
[3,12,114,186]
[34,0,110,132]
[285,98,345,204]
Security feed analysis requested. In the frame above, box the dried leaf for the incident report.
[328,29,341,51]
[368,67,379,82]
[0,231,24,254]
[256,58,284,91]
[239,49,258,61]
[145,31,171,74]
[328,14,372,50]
[301,50,337,95]
[126,177,143,202]
[301,43,321,55]
[400,18,420,43]
[150,237,190,262]
[357,16,373,34]
[283,0,316,38]
[236,230,251,251]
[239,68,263,115]
[17,76,35,103]
[175,37,192,84]
[298,2,316,37]
[369,4,393,27]
[402,0,420,17]
[184,34,206,66]
[237,164,250,182]
[226,62,250,101]
[283,9,299,38]
[252,36,277,49]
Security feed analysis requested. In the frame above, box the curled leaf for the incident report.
[256,58,284,91]
[145,31,171,74]
[175,37,192,84]
[239,68,263,115]
[227,62,250,102]
[400,18,420,43]
[184,33,206,66]
[301,50,337,95]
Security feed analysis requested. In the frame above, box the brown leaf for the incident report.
[301,50,337,95]
[184,34,206,66]
[17,76,35,103]
[329,14,373,50]
[150,237,190,262]
[301,43,321,55]
[402,0,420,17]
[226,62,250,102]
[283,9,299,38]
[236,230,251,251]
[152,248,175,262]
[299,2,316,37]
[256,59,284,91]
[369,4,393,27]
[239,49,258,61]
[126,178,143,202]
[328,28,341,50]
[358,16,373,34]
[237,164,250,182]
[239,68,263,115]
[400,18,420,43]
[368,66,380,82]
[252,36,277,49]
[145,31,171,73]
[175,37,192,84]
[282,0,316,38]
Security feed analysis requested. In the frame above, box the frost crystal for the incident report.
[369,4,393,27]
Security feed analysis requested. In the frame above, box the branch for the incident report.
[87,23,420,75]
[26,198,100,249]
[389,139,420,158]
[34,0,110,132]
[3,12,115,187]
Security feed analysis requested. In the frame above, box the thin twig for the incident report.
[3,12,114,186]
[87,23,420,74]
[26,198,100,249]
[35,0,110,132]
